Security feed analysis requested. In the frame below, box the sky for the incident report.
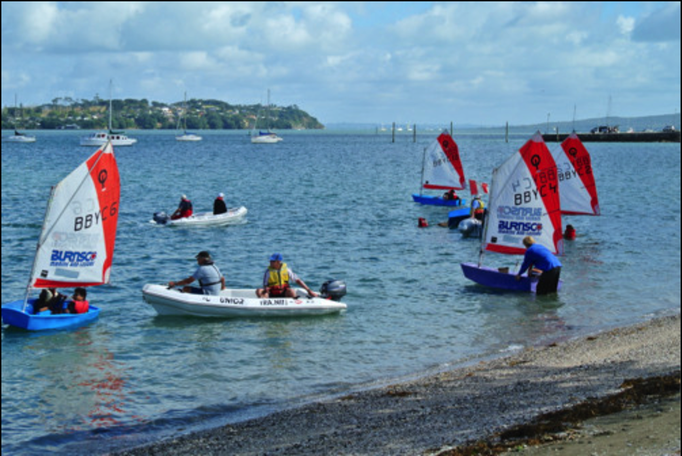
[1,2,680,126]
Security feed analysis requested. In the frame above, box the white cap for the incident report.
[181,194,187,199]
[218,192,224,198]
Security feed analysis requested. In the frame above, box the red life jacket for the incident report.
[69,300,90,314]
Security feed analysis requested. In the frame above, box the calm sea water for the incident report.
[2,130,680,455]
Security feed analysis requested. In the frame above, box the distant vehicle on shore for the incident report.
[590,125,619,134]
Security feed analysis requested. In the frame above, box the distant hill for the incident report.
[1,97,324,131]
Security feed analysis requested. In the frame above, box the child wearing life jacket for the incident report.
[33,287,89,314]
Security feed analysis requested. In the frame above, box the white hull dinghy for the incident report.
[142,280,347,318]
[152,206,247,227]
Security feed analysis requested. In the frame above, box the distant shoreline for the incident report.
[542,130,681,143]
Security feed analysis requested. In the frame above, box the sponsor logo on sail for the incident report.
[50,250,97,267]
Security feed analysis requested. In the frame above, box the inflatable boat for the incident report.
[142,280,347,318]
[152,206,247,227]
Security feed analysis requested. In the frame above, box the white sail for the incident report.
[552,132,600,216]
[483,132,563,256]
[421,131,466,190]
[30,141,121,288]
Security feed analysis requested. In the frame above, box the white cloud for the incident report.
[1,2,679,125]
[617,16,636,35]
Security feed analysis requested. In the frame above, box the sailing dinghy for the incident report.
[412,131,467,207]
[461,132,564,292]
[2,141,120,330]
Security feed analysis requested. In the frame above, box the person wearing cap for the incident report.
[470,194,485,221]
[171,194,193,220]
[256,253,318,299]
[168,251,226,295]
[213,193,227,215]
[515,236,562,295]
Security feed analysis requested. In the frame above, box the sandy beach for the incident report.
[114,313,680,456]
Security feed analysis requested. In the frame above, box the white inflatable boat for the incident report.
[152,206,247,227]
[142,281,347,318]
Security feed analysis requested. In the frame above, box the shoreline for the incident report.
[114,313,680,455]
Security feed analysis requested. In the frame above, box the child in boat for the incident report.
[442,189,459,201]
[34,288,89,314]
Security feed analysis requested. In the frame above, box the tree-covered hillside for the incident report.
[1,97,324,130]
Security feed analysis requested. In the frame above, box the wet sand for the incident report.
[114,314,680,456]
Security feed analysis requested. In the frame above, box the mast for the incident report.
[183,91,188,133]
[23,186,58,311]
[266,89,271,132]
[477,168,496,268]
[418,146,427,195]
[108,79,113,133]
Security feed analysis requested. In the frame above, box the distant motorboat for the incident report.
[251,131,283,144]
[81,131,137,147]
[176,132,203,142]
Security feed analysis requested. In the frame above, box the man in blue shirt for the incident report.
[516,236,562,294]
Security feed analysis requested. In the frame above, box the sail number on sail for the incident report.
[557,157,593,182]
[73,201,119,232]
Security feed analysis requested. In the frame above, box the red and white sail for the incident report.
[469,179,489,195]
[552,132,600,216]
[30,141,120,288]
[483,132,563,256]
[421,131,466,190]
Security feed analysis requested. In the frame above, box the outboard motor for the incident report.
[153,211,170,225]
[319,280,347,301]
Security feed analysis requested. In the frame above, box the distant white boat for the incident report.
[80,80,137,147]
[251,131,283,144]
[251,89,282,144]
[176,132,203,142]
[4,130,36,143]
[81,131,137,147]
[176,91,202,142]
[4,95,36,143]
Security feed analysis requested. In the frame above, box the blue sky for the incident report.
[2,2,680,126]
